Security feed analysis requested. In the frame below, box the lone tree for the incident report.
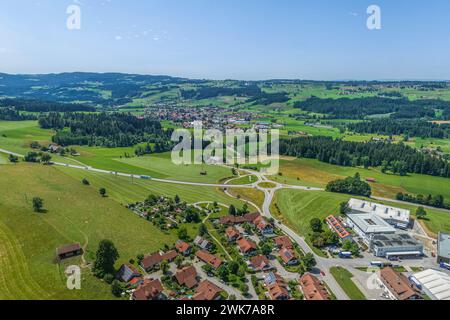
[302,253,317,272]
[416,206,427,220]
[41,153,52,164]
[32,197,44,213]
[82,178,90,186]
[99,188,107,197]
[93,239,119,278]
[174,194,181,204]
[177,226,189,241]
[228,205,237,216]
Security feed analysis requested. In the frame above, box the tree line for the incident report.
[396,192,450,210]
[0,98,95,112]
[280,136,450,178]
[293,96,450,119]
[347,119,450,139]
[0,107,37,121]
[38,112,173,149]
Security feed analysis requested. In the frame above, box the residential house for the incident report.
[193,280,224,300]
[194,236,213,251]
[117,264,142,283]
[132,279,166,300]
[195,250,223,269]
[253,216,274,236]
[273,236,293,249]
[279,248,298,266]
[175,240,192,256]
[299,274,330,300]
[236,237,257,256]
[249,255,274,272]
[225,226,240,242]
[175,266,199,289]
[267,277,290,300]
[379,267,421,300]
[140,250,178,272]
[218,212,260,226]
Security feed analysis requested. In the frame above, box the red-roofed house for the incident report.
[249,255,274,272]
[175,240,192,256]
[253,216,274,236]
[140,250,178,272]
[279,248,298,266]
[193,280,224,300]
[299,274,331,300]
[273,236,293,249]
[236,237,257,256]
[267,278,290,300]
[195,250,223,269]
[225,226,240,242]
[175,266,199,289]
[132,279,166,300]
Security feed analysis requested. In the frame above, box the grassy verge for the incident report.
[330,267,366,300]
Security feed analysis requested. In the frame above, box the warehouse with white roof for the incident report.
[348,198,411,229]
[346,213,396,245]
[411,269,450,300]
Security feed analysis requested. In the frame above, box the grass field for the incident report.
[0,163,184,300]
[330,267,366,300]
[272,189,450,237]
[271,157,450,199]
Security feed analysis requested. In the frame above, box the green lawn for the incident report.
[330,267,366,300]
[0,163,177,300]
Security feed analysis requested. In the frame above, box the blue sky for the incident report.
[0,0,449,80]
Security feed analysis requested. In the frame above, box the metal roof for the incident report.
[348,198,410,223]
[413,269,450,300]
[438,233,450,259]
[347,213,396,234]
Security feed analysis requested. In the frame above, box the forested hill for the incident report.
[280,136,450,178]
[38,112,173,148]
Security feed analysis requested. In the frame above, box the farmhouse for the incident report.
[347,198,410,229]
[175,266,199,289]
[437,232,450,264]
[371,233,423,259]
[117,264,142,283]
[195,250,223,269]
[56,243,83,260]
[193,280,224,300]
[325,215,352,241]
[346,213,396,245]
[299,274,330,301]
[410,269,450,300]
[378,267,421,301]
[132,279,166,300]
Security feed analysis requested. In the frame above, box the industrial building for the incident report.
[437,232,450,264]
[410,269,450,300]
[346,213,396,245]
[347,198,411,229]
[371,233,424,259]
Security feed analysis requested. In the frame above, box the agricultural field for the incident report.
[271,157,450,200]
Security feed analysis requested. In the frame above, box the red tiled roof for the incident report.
[175,266,198,289]
[225,226,239,240]
[195,250,223,269]
[141,250,177,269]
[267,279,289,300]
[57,243,82,255]
[236,237,257,253]
[193,280,223,300]
[380,267,419,300]
[299,274,330,301]
[249,255,272,271]
[132,279,164,300]
[175,240,191,254]
[273,236,293,249]
[279,248,297,264]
